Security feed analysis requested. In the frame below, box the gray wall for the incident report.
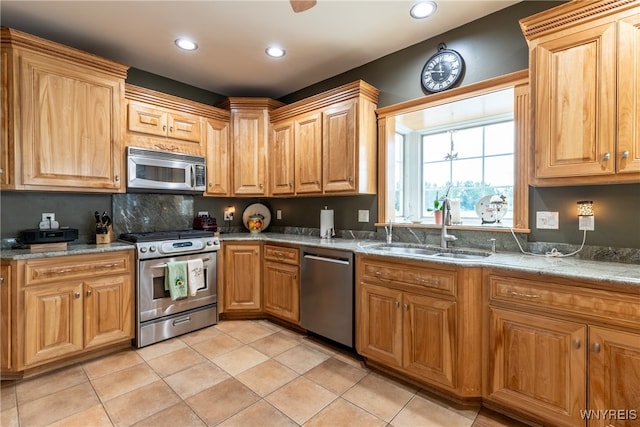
[2,1,638,249]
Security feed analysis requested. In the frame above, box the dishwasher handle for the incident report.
[303,254,351,265]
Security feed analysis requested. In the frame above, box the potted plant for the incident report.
[429,192,444,224]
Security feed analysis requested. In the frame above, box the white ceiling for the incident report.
[1,0,520,99]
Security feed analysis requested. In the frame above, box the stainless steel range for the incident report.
[120,230,220,348]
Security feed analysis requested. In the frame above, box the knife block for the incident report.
[96,227,114,244]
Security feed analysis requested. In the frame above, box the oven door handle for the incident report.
[150,257,211,269]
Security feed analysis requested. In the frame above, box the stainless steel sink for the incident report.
[374,245,441,256]
[371,244,491,260]
[432,252,491,260]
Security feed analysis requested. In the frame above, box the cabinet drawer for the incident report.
[264,245,299,265]
[24,252,133,286]
[361,259,455,296]
[488,275,640,327]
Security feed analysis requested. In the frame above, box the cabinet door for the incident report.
[403,293,456,388]
[20,51,122,190]
[1,264,10,371]
[167,112,201,143]
[618,13,640,174]
[357,282,402,367]
[223,244,262,312]
[534,23,616,178]
[24,283,84,367]
[270,120,295,195]
[323,100,356,192]
[1,49,11,188]
[263,261,299,323]
[295,112,323,194]
[486,307,587,427]
[128,101,167,138]
[588,326,640,427]
[205,117,231,195]
[232,110,267,195]
[84,275,133,349]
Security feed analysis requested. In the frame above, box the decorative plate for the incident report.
[475,195,508,224]
[242,203,271,232]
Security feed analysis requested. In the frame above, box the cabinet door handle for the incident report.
[572,339,581,349]
[593,342,601,353]
[86,290,92,297]
[170,126,174,133]
[163,125,167,131]
[74,292,81,298]
[622,150,629,159]
[0,276,4,284]
[403,303,408,311]
[395,300,400,308]
[115,175,120,182]
[603,152,611,161]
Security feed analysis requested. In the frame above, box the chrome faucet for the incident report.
[440,196,457,248]
[385,221,393,243]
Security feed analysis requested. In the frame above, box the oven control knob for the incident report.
[140,247,148,253]
[206,240,214,246]
[149,246,157,252]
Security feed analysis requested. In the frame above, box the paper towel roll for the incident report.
[320,209,335,239]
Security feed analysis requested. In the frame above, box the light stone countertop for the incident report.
[220,232,640,289]
[0,241,135,260]
[2,233,638,289]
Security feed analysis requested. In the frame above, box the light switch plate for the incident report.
[358,210,369,222]
[536,211,559,229]
[276,210,282,220]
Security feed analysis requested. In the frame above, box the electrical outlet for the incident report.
[42,212,55,222]
[224,212,233,221]
[197,211,209,217]
[536,211,559,229]
[276,210,282,220]
[579,216,595,231]
[358,210,369,222]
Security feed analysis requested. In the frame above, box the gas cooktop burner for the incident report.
[119,229,215,243]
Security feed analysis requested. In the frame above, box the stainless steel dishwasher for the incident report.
[300,246,354,347]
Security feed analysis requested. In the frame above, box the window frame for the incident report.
[376,70,530,232]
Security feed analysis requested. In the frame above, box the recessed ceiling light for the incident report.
[410,1,437,19]
[175,38,198,51]
[265,46,286,58]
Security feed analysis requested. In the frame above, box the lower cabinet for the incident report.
[263,245,300,324]
[5,251,134,374]
[356,255,482,397]
[484,271,640,427]
[222,242,262,313]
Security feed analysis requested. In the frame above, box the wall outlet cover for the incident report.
[276,210,282,220]
[358,210,369,222]
[536,211,559,229]
[197,211,209,217]
[579,216,595,231]
[42,212,55,222]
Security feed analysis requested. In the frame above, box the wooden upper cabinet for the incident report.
[618,12,640,174]
[521,2,640,185]
[1,27,128,192]
[269,120,295,195]
[220,98,284,196]
[204,117,231,196]
[294,112,323,194]
[125,85,228,156]
[269,80,380,196]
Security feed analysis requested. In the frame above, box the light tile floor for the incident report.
[1,319,527,427]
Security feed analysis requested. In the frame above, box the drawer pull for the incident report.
[374,271,391,281]
[593,342,601,353]
[572,339,581,349]
[417,276,439,286]
[510,291,541,299]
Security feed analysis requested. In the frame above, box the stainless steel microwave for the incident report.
[127,147,206,194]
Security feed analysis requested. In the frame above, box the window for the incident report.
[376,71,529,231]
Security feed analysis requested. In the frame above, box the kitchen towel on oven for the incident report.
[164,261,188,300]
[187,258,205,296]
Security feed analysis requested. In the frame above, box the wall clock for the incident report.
[421,43,465,93]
